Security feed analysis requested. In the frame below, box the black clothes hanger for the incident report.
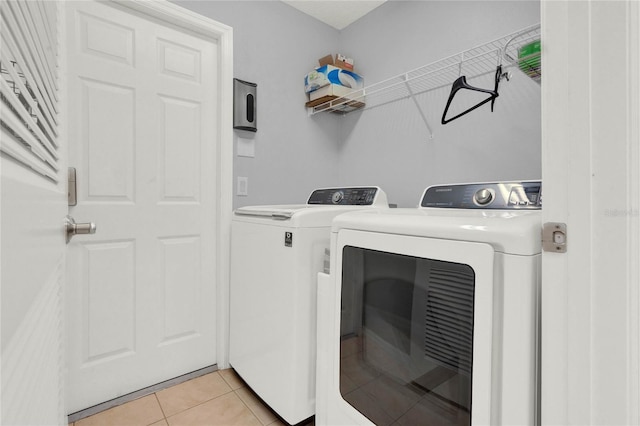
[441,65,503,125]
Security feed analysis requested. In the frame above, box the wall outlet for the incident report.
[237,177,248,196]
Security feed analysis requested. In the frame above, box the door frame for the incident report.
[66,0,234,369]
[541,1,640,424]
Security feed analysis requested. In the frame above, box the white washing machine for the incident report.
[229,187,389,425]
[316,181,542,426]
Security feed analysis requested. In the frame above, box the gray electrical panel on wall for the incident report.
[233,78,257,132]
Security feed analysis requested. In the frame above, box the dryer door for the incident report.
[317,230,495,426]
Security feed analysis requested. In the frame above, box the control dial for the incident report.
[331,191,344,204]
[474,188,493,206]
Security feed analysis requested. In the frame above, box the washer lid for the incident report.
[332,208,542,255]
[234,204,307,220]
[234,204,390,228]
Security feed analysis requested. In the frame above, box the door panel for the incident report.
[158,39,201,82]
[83,240,136,364]
[159,236,200,344]
[66,0,218,412]
[79,12,134,64]
[159,96,201,201]
[82,79,135,201]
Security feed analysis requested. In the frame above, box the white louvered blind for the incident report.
[1,0,59,182]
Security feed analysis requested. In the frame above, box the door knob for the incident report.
[65,215,96,243]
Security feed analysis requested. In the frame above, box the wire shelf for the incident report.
[307,23,541,121]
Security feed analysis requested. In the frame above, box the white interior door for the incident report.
[65,0,219,412]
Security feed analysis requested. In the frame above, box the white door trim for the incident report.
[106,0,233,368]
[541,1,640,424]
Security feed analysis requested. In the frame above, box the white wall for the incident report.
[176,1,342,208]
[175,1,540,208]
[337,1,541,207]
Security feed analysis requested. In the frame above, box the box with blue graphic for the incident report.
[304,65,364,94]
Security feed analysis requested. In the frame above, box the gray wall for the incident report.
[175,1,541,208]
[176,1,342,207]
[337,1,541,206]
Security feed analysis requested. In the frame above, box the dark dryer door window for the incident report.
[339,247,475,426]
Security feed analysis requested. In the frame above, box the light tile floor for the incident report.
[69,369,314,426]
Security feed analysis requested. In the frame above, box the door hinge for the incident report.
[542,222,567,253]
[68,167,77,206]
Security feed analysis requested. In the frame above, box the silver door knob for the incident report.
[65,215,96,243]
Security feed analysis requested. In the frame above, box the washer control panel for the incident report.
[308,187,380,206]
[421,181,542,209]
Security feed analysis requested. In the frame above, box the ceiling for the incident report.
[281,1,387,30]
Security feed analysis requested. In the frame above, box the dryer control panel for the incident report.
[421,181,542,209]
[308,187,381,206]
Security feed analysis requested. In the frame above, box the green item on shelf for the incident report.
[518,40,541,82]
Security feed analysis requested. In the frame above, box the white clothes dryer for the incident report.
[316,181,542,426]
[229,187,388,425]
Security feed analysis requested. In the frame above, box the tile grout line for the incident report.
[149,369,274,426]
[161,384,237,421]
[219,369,248,392]
[169,392,237,421]
[220,370,274,425]
[233,388,267,426]
[153,393,168,425]
[219,372,235,390]
[223,370,289,426]
[220,369,268,423]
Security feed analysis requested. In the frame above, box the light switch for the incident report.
[237,177,248,196]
